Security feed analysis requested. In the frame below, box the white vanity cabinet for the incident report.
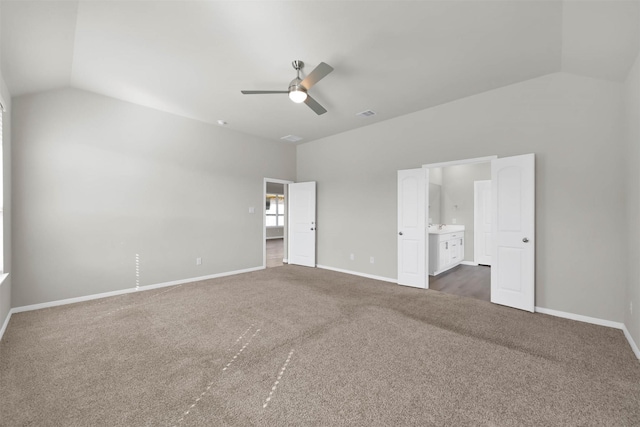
[429,230,465,276]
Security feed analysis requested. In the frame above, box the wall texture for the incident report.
[12,88,296,307]
[297,72,625,322]
[624,50,640,350]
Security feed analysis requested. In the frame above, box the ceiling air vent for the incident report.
[280,134,303,143]
[356,109,377,118]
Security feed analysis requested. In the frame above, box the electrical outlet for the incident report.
[248,207,255,214]
[196,257,202,265]
[370,256,374,264]
[452,218,457,224]
[350,253,355,261]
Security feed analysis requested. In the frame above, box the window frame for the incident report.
[265,193,285,228]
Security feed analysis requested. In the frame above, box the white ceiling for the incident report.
[1,1,639,143]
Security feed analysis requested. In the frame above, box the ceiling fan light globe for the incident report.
[289,89,308,103]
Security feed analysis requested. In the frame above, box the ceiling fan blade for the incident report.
[304,95,327,115]
[300,62,333,89]
[241,90,288,94]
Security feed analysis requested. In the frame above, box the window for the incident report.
[266,194,284,227]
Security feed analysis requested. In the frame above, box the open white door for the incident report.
[491,154,535,312]
[397,168,427,288]
[474,180,492,266]
[288,181,316,267]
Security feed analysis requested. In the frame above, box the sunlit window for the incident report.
[266,194,284,227]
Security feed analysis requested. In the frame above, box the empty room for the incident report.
[1,1,639,425]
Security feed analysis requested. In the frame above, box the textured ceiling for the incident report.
[1,1,639,143]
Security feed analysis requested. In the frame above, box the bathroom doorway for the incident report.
[401,153,536,312]
[427,160,492,302]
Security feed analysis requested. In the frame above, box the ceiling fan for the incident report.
[241,60,334,115]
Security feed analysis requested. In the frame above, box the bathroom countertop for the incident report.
[428,225,465,235]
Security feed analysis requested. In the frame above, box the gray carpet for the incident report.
[1,265,639,426]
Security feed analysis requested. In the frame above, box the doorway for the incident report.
[427,160,492,302]
[397,154,535,312]
[263,178,293,268]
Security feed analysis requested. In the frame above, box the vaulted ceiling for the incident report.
[1,1,639,143]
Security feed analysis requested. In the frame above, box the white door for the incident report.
[288,182,316,267]
[491,154,535,312]
[474,180,492,266]
[397,168,427,288]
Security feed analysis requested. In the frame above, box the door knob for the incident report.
[399,232,403,236]
[522,237,529,243]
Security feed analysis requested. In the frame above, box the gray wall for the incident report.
[428,183,441,225]
[624,50,640,349]
[266,228,284,239]
[266,182,284,194]
[428,167,442,225]
[440,162,491,262]
[297,72,626,323]
[0,69,11,331]
[12,88,296,307]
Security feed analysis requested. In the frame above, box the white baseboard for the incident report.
[0,309,12,343]
[535,306,639,360]
[623,325,640,360]
[266,236,284,240]
[12,289,140,314]
[461,261,478,266]
[316,264,397,284]
[11,266,265,314]
[534,306,624,329]
[0,273,11,342]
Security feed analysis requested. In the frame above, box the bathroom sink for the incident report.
[428,224,465,234]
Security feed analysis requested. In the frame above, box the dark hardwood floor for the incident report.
[429,264,491,302]
[266,238,284,268]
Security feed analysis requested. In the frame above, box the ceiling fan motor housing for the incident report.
[289,78,306,93]
[288,78,308,103]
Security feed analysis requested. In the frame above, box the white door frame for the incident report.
[422,156,497,170]
[263,178,294,268]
